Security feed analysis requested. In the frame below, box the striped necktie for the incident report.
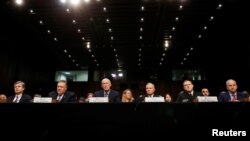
[104,92,108,97]
[13,96,19,103]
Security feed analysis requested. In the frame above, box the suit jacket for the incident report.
[48,91,77,103]
[218,91,245,102]
[176,91,201,103]
[94,90,120,103]
[8,94,32,103]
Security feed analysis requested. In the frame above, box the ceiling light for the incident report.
[60,0,67,4]
[103,7,107,12]
[140,27,143,32]
[179,5,183,10]
[118,73,123,77]
[217,4,222,9]
[175,17,179,21]
[210,16,214,21]
[111,73,116,78]
[86,44,90,49]
[70,0,80,6]
[84,0,90,3]
[164,40,169,48]
[54,37,58,41]
[140,18,144,22]
[15,0,23,5]
[106,18,110,23]
[141,6,145,11]
[30,9,35,14]
[39,20,43,25]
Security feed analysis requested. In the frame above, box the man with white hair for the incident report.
[94,78,120,103]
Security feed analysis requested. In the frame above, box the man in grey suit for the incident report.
[94,78,120,103]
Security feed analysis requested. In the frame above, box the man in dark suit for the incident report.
[48,80,77,103]
[176,80,201,103]
[218,79,245,102]
[138,82,162,102]
[7,81,31,103]
[94,78,120,103]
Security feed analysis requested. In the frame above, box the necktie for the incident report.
[104,92,108,97]
[232,94,237,101]
[13,96,18,103]
[58,95,62,102]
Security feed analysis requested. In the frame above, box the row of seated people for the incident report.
[0,78,249,103]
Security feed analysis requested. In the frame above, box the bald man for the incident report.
[218,79,245,102]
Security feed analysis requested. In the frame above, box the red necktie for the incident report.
[232,94,237,101]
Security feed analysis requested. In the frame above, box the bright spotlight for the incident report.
[70,0,80,6]
[15,0,23,5]
[60,0,67,4]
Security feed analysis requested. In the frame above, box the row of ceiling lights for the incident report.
[137,3,144,69]
[180,3,223,66]
[159,3,184,67]
[14,0,104,69]
[137,1,184,69]
[14,0,90,68]
[61,0,121,69]
[103,6,121,69]
[60,0,101,68]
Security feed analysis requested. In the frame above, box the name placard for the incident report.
[197,96,218,102]
[33,97,52,103]
[145,97,165,102]
[89,97,109,103]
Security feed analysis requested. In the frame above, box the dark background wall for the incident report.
[0,0,249,100]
